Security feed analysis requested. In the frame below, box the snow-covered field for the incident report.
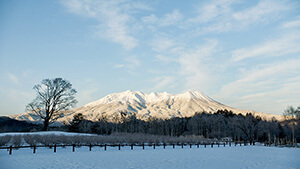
[0,131,95,136]
[0,145,299,169]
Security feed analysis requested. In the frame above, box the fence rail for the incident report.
[0,141,252,155]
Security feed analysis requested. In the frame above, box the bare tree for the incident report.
[234,113,260,144]
[11,135,22,147]
[283,106,300,147]
[23,134,37,146]
[0,135,11,146]
[26,78,77,131]
[283,106,300,120]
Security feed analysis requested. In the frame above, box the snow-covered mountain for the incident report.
[9,90,283,124]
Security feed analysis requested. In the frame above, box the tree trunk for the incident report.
[292,122,295,147]
[43,119,49,131]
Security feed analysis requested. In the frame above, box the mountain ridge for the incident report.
[85,90,216,106]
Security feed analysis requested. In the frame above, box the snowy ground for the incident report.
[0,145,299,169]
[0,131,95,136]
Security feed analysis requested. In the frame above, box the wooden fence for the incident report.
[0,141,250,155]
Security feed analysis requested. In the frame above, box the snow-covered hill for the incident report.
[9,90,283,124]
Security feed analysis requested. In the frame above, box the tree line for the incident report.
[68,109,299,145]
[0,133,209,148]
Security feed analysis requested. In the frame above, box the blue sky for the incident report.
[1,0,300,116]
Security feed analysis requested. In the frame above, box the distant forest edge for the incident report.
[1,109,299,145]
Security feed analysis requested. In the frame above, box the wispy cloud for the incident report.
[229,76,300,113]
[222,58,300,94]
[4,89,33,99]
[155,54,176,63]
[218,58,300,112]
[77,88,99,105]
[231,31,300,62]
[151,36,176,52]
[232,0,289,25]
[75,78,101,106]
[142,9,183,27]
[150,76,175,91]
[141,14,157,24]
[188,0,291,34]
[178,39,219,91]
[0,87,34,115]
[189,0,236,24]
[281,15,300,29]
[7,73,20,85]
[61,0,151,49]
[114,55,141,71]
[160,10,183,26]
[150,38,220,92]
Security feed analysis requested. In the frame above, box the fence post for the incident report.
[240,142,241,146]
[9,146,12,155]
[173,144,175,149]
[142,143,144,150]
[181,143,183,149]
[153,144,155,149]
[163,143,165,149]
[72,144,75,152]
[131,144,133,150]
[211,143,213,148]
[229,142,231,147]
[54,144,56,153]
[218,143,220,147]
[197,144,199,148]
[190,144,192,148]
[33,146,36,154]
[119,144,121,150]
[224,143,225,147]
[104,144,107,151]
[204,143,206,148]
[89,144,92,151]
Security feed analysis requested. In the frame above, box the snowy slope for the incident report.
[9,90,283,124]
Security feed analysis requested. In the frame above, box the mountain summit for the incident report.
[10,90,283,124]
[85,90,215,106]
